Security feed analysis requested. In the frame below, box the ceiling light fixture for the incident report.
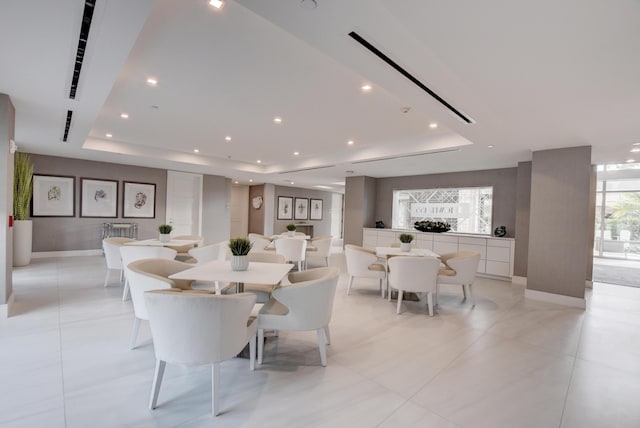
[626,159,635,163]
[209,0,224,9]
[487,145,494,148]
[313,185,333,190]
[105,133,112,138]
[361,84,372,92]
[290,181,295,185]
[225,136,231,141]
[120,113,129,119]
[249,179,253,183]
[429,123,438,129]
[631,148,640,153]
[146,78,157,86]
[194,149,199,153]
[347,140,354,146]
[234,180,239,184]
[634,142,640,146]
[274,117,282,124]
[293,151,299,156]
[257,160,262,163]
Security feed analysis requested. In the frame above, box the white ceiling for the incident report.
[2,0,640,192]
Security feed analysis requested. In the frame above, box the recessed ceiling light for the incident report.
[626,159,635,163]
[257,160,262,163]
[290,181,295,185]
[209,0,224,9]
[293,151,299,156]
[105,133,112,138]
[487,145,494,148]
[361,84,372,92]
[120,113,129,119]
[225,136,232,141]
[146,78,157,86]
[347,140,354,146]
[429,123,438,129]
[633,142,640,146]
[274,117,282,124]
[193,149,199,153]
[234,180,239,184]
[631,148,640,153]
[249,179,253,183]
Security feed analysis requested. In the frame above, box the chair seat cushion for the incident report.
[368,263,385,272]
[259,297,289,316]
[438,268,456,276]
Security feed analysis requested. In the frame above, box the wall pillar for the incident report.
[344,176,377,246]
[0,93,15,317]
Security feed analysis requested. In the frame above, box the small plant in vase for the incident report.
[398,233,414,252]
[286,223,297,237]
[229,238,253,271]
[158,224,173,242]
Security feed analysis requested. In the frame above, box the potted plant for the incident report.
[286,223,297,237]
[228,237,253,271]
[13,152,34,266]
[398,233,414,252]
[158,224,173,242]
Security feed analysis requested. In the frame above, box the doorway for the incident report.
[166,171,203,236]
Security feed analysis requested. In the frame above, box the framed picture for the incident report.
[294,197,309,220]
[32,175,75,217]
[277,196,293,220]
[80,178,118,218]
[123,181,156,218]
[310,198,323,220]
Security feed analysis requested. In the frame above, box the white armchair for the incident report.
[436,251,481,303]
[388,256,440,315]
[248,233,272,253]
[257,267,340,366]
[275,237,307,271]
[305,236,333,268]
[102,237,136,288]
[126,258,194,349]
[120,246,177,301]
[344,244,386,297]
[144,290,257,416]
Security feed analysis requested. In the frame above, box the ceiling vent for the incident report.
[350,148,460,165]
[69,0,96,99]
[348,31,474,124]
[62,110,73,142]
[278,164,337,174]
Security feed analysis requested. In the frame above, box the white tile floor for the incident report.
[2,253,640,427]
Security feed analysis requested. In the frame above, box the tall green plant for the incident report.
[13,152,33,221]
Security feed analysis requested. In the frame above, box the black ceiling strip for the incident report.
[350,148,460,164]
[348,31,474,124]
[278,165,337,174]
[69,0,96,99]
[62,110,73,142]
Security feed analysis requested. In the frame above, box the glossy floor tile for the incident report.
[1,254,640,427]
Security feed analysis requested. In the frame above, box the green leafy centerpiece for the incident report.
[229,237,253,271]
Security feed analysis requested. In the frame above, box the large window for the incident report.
[392,187,493,234]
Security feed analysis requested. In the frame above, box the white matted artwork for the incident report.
[277,196,293,220]
[32,175,75,217]
[123,181,156,218]
[310,198,323,220]
[294,197,308,220]
[80,178,118,218]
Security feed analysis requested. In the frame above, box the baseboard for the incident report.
[525,289,586,309]
[477,273,512,282]
[32,249,103,258]
[0,292,15,318]
[512,275,527,285]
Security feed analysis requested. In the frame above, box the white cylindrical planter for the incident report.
[159,234,171,243]
[288,231,295,237]
[13,220,32,267]
[231,255,249,271]
[400,243,411,252]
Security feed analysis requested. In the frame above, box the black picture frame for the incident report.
[310,198,323,220]
[123,181,156,218]
[80,178,118,218]
[294,197,309,220]
[32,174,76,217]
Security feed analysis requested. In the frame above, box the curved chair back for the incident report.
[121,246,177,278]
[103,237,135,269]
[439,251,481,285]
[145,290,257,365]
[248,234,272,253]
[127,258,195,320]
[388,256,440,293]
[344,244,379,277]
[275,238,307,264]
[248,252,286,264]
[188,241,228,265]
[167,235,204,255]
[279,232,306,237]
[310,237,332,257]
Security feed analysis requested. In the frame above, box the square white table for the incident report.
[125,239,201,247]
[169,260,293,293]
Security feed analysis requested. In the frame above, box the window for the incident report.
[392,187,493,234]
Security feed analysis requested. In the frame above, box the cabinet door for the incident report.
[362,230,377,249]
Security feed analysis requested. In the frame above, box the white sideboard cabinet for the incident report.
[362,228,515,280]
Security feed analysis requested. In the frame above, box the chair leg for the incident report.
[388,283,392,301]
[396,290,403,314]
[122,279,130,301]
[323,325,331,345]
[130,317,141,349]
[380,278,385,298]
[435,283,440,306]
[257,328,264,364]
[103,269,110,288]
[427,292,434,316]
[347,276,354,295]
[149,359,166,410]
[249,334,256,371]
[325,256,329,267]
[119,268,125,283]
[316,328,327,366]
[466,284,475,305]
[212,363,220,416]
[462,284,467,299]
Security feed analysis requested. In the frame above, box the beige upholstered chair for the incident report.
[248,233,272,253]
[275,237,307,271]
[257,267,340,366]
[187,241,228,265]
[145,290,257,416]
[102,237,136,288]
[436,251,481,303]
[388,256,440,315]
[120,246,177,301]
[167,235,204,261]
[344,244,386,297]
[305,236,333,268]
[126,258,195,349]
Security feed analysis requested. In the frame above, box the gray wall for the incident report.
[527,146,593,298]
[0,94,14,305]
[248,184,265,235]
[374,168,518,237]
[344,176,377,246]
[514,161,532,277]
[272,185,336,237]
[202,175,231,244]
